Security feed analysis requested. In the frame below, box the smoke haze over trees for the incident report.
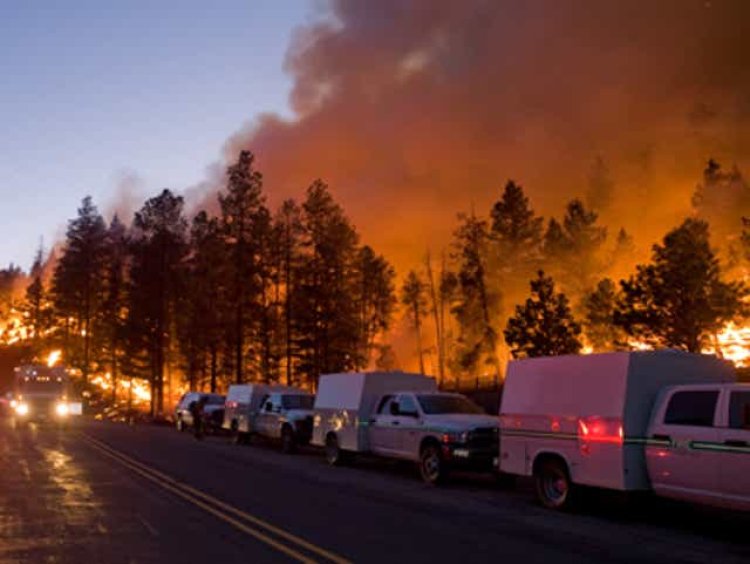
[5,1,750,407]
[6,153,750,411]
[218,0,750,275]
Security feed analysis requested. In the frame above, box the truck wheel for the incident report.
[325,434,345,466]
[281,426,297,454]
[535,458,574,510]
[419,444,446,485]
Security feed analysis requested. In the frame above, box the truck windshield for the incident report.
[203,395,225,405]
[282,395,314,410]
[417,395,484,415]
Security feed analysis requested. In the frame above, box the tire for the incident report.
[281,426,296,454]
[325,434,344,466]
[419,443,446,485]
[535,458,574,510]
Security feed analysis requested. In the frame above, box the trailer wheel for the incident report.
[419,443,446,485]
[534,457,574,510]
[281,426,296,454]
[325,434,344,466]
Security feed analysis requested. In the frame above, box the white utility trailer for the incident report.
[311,372,436,459]
[499,350,735,508]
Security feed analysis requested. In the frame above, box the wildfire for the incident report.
[707,323,750,367]
[89,371,152,404]
[0,308,28,345]
[46,349,62,367]
[581,323,750,367]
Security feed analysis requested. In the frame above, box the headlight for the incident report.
[442,431,469,444]
[55,403,69,417]
[15,402,29,416]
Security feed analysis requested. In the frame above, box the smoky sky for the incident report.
[218,0,750,270]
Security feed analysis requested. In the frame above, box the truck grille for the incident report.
[28,398,56,417]
[467,427,499,449]
[294,416,313,441]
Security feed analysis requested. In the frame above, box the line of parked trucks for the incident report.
[175,350,750,512]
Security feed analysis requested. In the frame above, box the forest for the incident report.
[1,153,748,415]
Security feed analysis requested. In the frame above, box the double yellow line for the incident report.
[82,434,351,564]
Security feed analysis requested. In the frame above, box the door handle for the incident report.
[652,434,671,442]
[724,439,748,447]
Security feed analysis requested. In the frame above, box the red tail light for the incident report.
[577,416,623,445]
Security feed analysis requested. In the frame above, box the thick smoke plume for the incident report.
[215,0,750,272]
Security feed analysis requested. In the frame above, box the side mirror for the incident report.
[389,403,400,416]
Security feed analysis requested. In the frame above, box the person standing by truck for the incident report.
[189,396,207,439]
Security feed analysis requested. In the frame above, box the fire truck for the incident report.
[11,365,78,425]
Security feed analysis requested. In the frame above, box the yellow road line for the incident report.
[82,433,351,564]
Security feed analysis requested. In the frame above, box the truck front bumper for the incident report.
[441,444,498,472]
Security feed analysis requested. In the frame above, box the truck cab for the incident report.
[12,365,74,426]
[253,391,315,453]
[646,383,750,511]
[369,391,499,484]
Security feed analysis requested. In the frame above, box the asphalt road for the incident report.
[1,418,748,564]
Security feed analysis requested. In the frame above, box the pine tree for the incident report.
[100,215,129,401]
[23,246,52,347]
[0,264,24,345]
[452,213,501,382]
[273,199,304,385]
[424,252,444,385]
[504,270,583,358]
[439,267,459,383]
[693,159,750,244]
[254,204,279,383]
[582,278,626,351]
[490,180,544,262]
[294,180,360,387]
[219,150,267,384]
[401,270,428,375]
[615,218,746,352]
[542,218,569,257]
[543,199,607,296]
[51,196,108,384]
[355,245,396,370]
[178,211,227,392]
[125,189,187,415]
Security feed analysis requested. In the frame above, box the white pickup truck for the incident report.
[223,384,314,451]
[646,382,750,511]
[499,350,745,510]
[313,372,499,484]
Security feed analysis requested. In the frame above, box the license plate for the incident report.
[453,448,470,458]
